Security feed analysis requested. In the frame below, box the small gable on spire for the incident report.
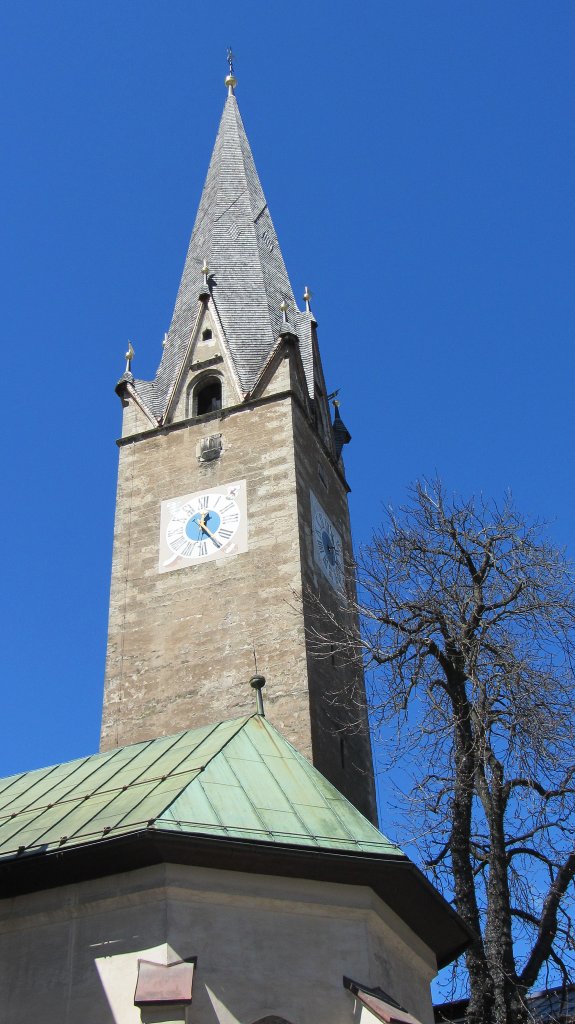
[162,301,242,425]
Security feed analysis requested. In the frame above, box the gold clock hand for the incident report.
[198,513,221,547]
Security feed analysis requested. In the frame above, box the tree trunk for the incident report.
[448,680,494,1024]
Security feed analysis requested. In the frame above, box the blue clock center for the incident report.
[322,530,336,566]
[185,510,222,541]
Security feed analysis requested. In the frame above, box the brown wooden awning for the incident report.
[134,957,196,1006]
[344,976,424,1024]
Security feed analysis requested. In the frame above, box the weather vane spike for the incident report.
[225,47,237,93]
[125,341,135,374]
[303,285,312,312]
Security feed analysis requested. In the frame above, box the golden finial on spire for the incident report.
[280,298,288,323]
[125,341,135,374]
[225,48,237,93]
[303,286,312,312]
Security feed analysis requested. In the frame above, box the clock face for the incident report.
[310,491,345,595]
[158,481,248,573]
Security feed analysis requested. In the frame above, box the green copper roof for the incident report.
[0,715,402,860]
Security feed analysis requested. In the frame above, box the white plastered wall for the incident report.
[0,863,437,1024]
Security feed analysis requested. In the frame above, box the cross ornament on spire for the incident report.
[225,48,237,93]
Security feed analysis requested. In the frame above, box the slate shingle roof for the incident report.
[135,91,315,419]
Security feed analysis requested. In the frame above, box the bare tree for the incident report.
[321,479,575,1024]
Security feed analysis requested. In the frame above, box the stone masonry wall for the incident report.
[291,399,378,822]
[101,375,312,758]
[102,347,376,822]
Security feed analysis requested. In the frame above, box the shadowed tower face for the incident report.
[101,74,376,822]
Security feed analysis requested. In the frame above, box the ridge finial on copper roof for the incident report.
[225,47,237,94]
[250,675,266,716]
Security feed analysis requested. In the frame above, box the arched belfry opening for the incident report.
[193,375,222,416]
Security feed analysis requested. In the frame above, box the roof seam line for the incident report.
[247,721,319,844]
[151,716,257,826]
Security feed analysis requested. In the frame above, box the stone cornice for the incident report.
[117,388,351,493]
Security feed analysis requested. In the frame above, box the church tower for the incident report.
[0,63,471,1024]
[100,68,376,821]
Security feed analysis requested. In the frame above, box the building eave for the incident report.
[0,827,471,970]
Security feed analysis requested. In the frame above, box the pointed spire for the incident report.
[153,83,312,402]
[140,76,316,417]
[303,286,312,313]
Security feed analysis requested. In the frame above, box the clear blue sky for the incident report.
[1,0,574,810]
